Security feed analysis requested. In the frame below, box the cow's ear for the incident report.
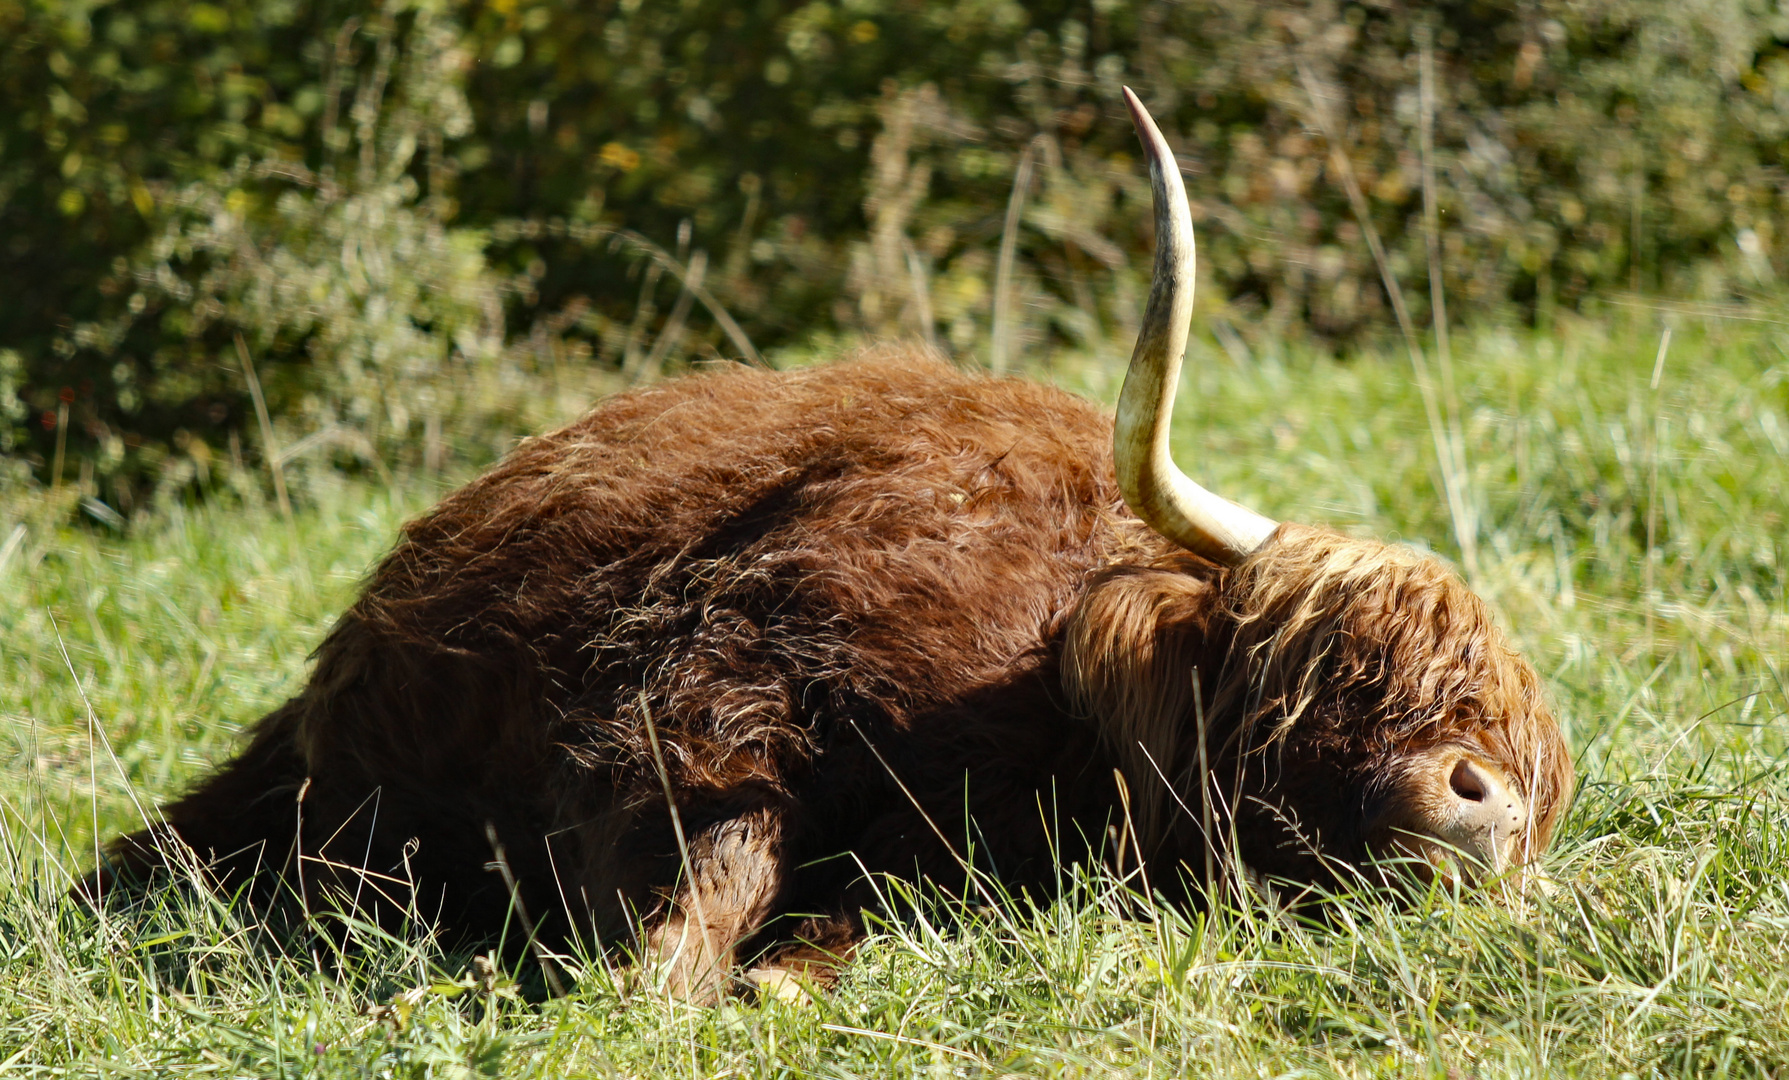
[1061,562,1221,852]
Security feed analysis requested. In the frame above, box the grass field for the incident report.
[6,312,1789,1077]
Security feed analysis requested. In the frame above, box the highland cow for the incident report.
[87,91,1572,1000]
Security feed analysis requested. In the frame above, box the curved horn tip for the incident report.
[1120,87,1172,161]
[1119,86,1154,135]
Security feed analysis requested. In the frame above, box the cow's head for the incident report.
[1063,90,1573,896]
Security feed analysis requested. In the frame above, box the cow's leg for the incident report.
[642,804,787,1003]
[740,912,862,1001]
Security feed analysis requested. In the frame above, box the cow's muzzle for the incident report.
[1364,749,1532,887]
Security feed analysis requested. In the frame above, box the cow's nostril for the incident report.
[1450,758,1489,803]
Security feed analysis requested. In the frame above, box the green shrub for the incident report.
[7,0,1789,493]
[6,0,613,510]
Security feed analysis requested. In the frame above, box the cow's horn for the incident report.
[1114,87,1278,566]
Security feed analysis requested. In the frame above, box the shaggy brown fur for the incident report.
[90,348,1572,999]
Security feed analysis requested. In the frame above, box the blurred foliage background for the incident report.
[5,0,1789,509]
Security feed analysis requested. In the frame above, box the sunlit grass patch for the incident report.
[6,313,1789,1076]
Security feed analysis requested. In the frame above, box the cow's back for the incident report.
[280,350,1164,941]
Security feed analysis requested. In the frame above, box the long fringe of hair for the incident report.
[1064,523,1574,865]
